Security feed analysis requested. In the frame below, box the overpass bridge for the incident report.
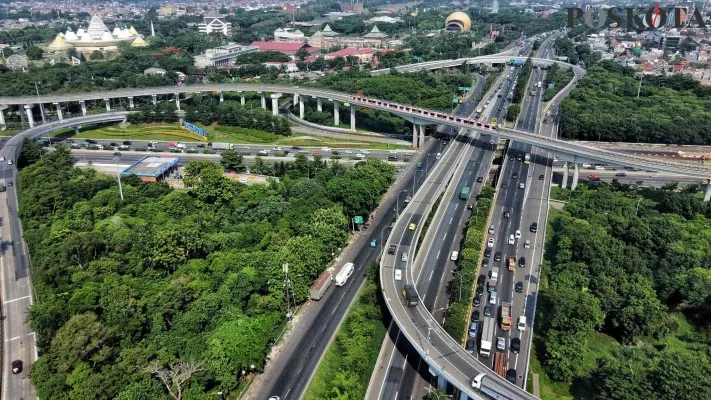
[371,55,586,76]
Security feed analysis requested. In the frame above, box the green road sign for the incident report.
[452,98,459,104]
[457,86,471,92]
[354,216,364,224]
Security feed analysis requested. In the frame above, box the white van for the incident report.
[508,234,515,245]
[450,251,459,261]
[517,316,527,332]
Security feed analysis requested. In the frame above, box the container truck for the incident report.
[310,272,333,300]
[479,317,495,357]
[335,262,355,286]
[211,142,232,150]
[501,302,511,331]
[494,352,507,378]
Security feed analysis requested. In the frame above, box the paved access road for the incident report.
[0,139,37,400]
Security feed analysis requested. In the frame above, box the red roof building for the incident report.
[250,41,319,57]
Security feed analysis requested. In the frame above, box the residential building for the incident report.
[340,1,364,14]
[194,43,259,68]
[199,10,232,36]
[665,35,682,50]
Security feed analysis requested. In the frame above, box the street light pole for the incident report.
[114,156,124,201]
[426,307,448,358]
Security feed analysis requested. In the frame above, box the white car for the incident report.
[650,173,659,178]
[394,269,402,281]
[401,252,408,262]
[524,240,531,249]
[7,160,12,165]
[344,150,352,154]
[356,153,366,159]
[239,177,248,184]
[361,150,370,154]
[487,238,494,248]
[450,251,459,261]
[518,182,525,189]
[0,157,5,162]
[508,234,515,245]
[321,147,331,152]
[515,230,521,239]
[435,152,441,159]
[489,289,497,305]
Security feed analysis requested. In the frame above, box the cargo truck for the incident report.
[501,302,511,331]
[479,317,495,357]
[310,272,333,300]
[211,142,232,150]
[494,352,507,378]
[335,262,354,286]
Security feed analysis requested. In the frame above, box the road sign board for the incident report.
[457,86,471,92]
[354,216,364,224]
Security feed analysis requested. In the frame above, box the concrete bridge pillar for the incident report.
[419,124,425,146]
[219,91,224,103]
[74,126,80,135]
[54,103,63,121]
[412,124,418,147]
[270,93,281,116]
[128,97,134,109]
[299,96,305,119]
[174,93,180,110]
[293,93,299,105]
[239,92,245,105]
[151,95,157,105]
[571,163,580,190]
[350,104,356,132]
[437,374,446,390]
[260,92,266,110]
[561,161,569,189]
[0,108,5,128]
[333,101,340,126]
[24,105,34,128]
[704,182,711,202]
[104,99,111,112]
[317,97,322,112]
[80,100,87,116]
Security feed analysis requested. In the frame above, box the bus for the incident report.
[459,186,470,200]
[524,153,530,164]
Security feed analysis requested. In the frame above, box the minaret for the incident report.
[151,20,155,36]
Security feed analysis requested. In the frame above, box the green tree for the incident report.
[89,50,104,60]
[220,149,244,172]
[25,45,43,60]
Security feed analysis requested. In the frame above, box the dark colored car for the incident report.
[494,252,501,262]
[197,144,206,148]
[615,172,627,177]
[482,258,490,268]
[417,162,424,169]
[122,140,132,146]
[501,183,508,189]
[466,338,476,354]
[511,337,521,353]
[11,360,22,374]
[539,174,545,180]
[515,281,524,293]
[473,294,481,307]
[530,222,538,232]
[109,142,118,147]
[477,176,483,183]
[476,284,484,296]
[484,248,492,258]
[506,369,517,384]
[484,304,492,317]
[478,274,486,285]
[518,257,526,268]
[504,211,510,218]
[467,203,474,210]
[472,310,480,324]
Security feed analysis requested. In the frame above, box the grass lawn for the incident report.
[59,122,412,150]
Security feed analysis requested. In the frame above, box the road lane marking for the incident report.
[3,295,30,304]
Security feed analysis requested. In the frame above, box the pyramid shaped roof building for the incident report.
[86,13,111,40]
[48,34,72,51]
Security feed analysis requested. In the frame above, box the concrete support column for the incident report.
[419,124,425,146]
[0,108,5,127]
[219,91,224,103]
[260,92,266,110]
[704,182,711,202]
[299,96,305,119]
[54,103,63,121]
[24,105,34,128]
[239,92,245,105]
[317,97,322,112]
[350,104,356,132]
[333,101,340,126]
[80,100,87,116]
[270,94,280,116]
[561,161,569,189]
[151,95,157,105]
[104,99,111,112]
[293,93,298,105]
[74,126,80,135]
[571,163,580,191]
[174,93,180,110]
[437,375,446,390]
[412,124,418,147]
[128,97,134,109]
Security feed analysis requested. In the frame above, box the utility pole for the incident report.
[636,74,643,98]
[283,263,292,320]
[114,156,124,201]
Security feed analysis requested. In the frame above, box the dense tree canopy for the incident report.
[23,147,395,399]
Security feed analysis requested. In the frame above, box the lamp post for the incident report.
[412,169,422,194]
[396,189,408,217]
[426,306,448,358]
[114,156,124,201]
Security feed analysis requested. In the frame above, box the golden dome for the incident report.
[445,11,472,32]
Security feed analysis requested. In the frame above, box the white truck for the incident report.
[479,317,495,358]
[335,262,355,286]
[310,272,333,300]
[489,267,499,287]
[211,142,232,150]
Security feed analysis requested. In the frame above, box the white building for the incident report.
[194,43,259,68]
[199,11,232,36]
[274,28,305,42]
